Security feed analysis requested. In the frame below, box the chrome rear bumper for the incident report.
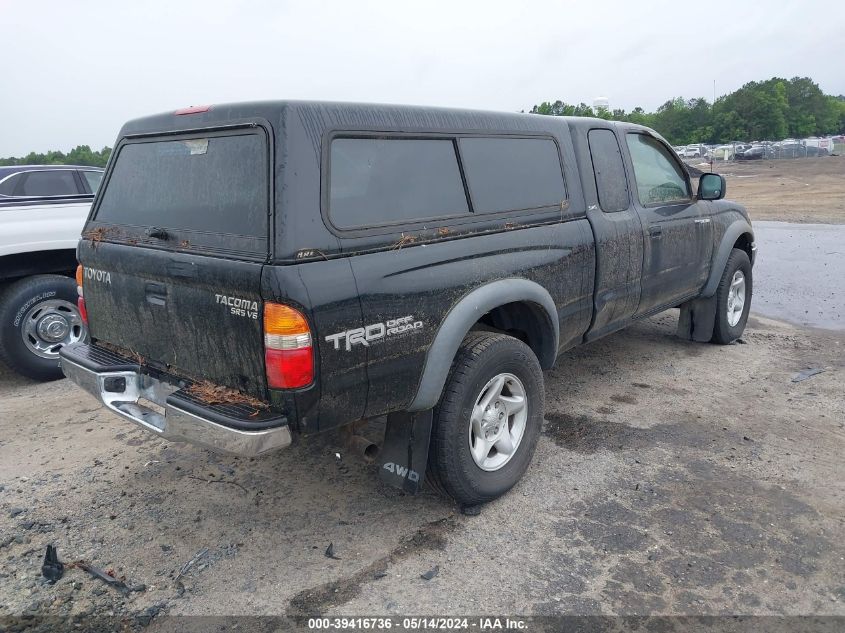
[60,347,291,457]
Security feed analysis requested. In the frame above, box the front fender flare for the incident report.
[407,278,559,412]
[701,220,754,298]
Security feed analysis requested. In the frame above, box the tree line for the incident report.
[529,76,845,145]
[0,145,112,168]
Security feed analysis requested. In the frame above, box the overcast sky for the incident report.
[2,0,843,156]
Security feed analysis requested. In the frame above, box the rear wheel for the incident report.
[0,275,87,380]
[427,332,544,506]
[711,249,752,344]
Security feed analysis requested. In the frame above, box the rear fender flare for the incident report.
[701,220,753,298]
[407,278,559,412]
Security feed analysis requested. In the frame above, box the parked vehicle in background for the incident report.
[0,165,102,380]
[682,145,704,158]
[712,145,735,160]
[60,101,755,506]
[736,145,775,160]
[776,141,806,158]
[803,137,833,156]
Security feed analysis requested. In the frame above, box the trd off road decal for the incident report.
[215,294,259,319]
[325,315,423,351]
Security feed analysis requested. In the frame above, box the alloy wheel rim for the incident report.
[467,372,528,471]
[726,271,746,327]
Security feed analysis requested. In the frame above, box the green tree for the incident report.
[528,74,842,143]
[0,145,111,168]
[783,76,838,135]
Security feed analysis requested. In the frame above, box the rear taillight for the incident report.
[78,297,88,325]
[76,265,88,325]
[263,303,313,389]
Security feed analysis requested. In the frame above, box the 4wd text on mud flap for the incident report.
[382,462,420,482]
[325,315,423,351]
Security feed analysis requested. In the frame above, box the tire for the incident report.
[427,331,544,506]
[0,275,87,381]
[711,249,752,344]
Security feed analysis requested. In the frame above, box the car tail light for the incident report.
[263,303,313,389]
[75,265,88,325]
[78,297,88,325]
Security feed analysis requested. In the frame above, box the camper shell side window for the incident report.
[322,131,568,238]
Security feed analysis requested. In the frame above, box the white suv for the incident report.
[0,165,102,380]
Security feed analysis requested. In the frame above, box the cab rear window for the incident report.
[95,132,268,241]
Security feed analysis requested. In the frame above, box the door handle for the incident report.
[694,218,711,224]
[648,225,662,238]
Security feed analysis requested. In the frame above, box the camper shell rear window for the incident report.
[93,128,270,256]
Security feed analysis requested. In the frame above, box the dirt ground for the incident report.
[691,155,845,224]
[1,313,843,628]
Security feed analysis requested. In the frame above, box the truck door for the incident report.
[623,133,712,314]
[581,128,644,340]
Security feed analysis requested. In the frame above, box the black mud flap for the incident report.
[677,295,717,342]
[378,410,433,494]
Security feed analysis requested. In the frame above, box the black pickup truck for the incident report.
[60,101,755,506]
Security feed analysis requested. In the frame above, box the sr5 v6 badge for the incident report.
[325,315,423,351]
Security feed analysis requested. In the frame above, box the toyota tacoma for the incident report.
[59,101,755,506]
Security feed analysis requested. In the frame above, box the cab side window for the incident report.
[588,129,630,213]
[625,134,690,205]
[0,173,22,196]
[82,170,104,193]
[15,170,80,197]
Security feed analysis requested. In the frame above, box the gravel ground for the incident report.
[1,312,843,629]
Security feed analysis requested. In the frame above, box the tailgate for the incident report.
[79,127,271,398]
[80,245,266,397]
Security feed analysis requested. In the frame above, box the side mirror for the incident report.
[698,173,726,200]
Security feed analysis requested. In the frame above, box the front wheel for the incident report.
[0,275,88,380]
[711,249,752,344]
[427,332,544,506]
